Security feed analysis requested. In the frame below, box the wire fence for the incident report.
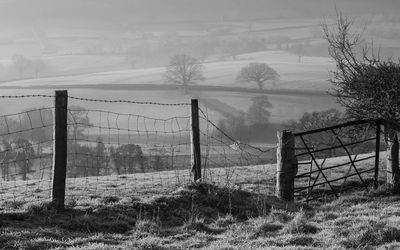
[0,92,395,209]
[0,93,278,210]
[198,108,277,195]
[0,103,55,208]
[65,97,193,200]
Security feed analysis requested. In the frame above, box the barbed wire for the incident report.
[69,95,191,106]
[0,95,55,99]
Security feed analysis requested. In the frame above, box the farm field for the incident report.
[0,51,333,91]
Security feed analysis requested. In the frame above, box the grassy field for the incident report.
[0,150,396,249]
[1,171,400,249]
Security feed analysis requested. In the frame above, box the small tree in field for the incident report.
[323,12,400,191]
[236,62,279,90]
[164,54,205,94]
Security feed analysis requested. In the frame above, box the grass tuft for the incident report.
[287,235,315,246]
[335,219,400,248]
[3,200,26,210]
[269,208,293,223]
[214,214,237,228]
[100,196,120,204]
[134,219,161,235]
[25,201,57,216]
[252,220,283,238]
[281,209,319,234]
[66,197,78,208]
[183,217,223,234]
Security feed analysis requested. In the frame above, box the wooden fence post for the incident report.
[52,90,68,210]
[374,120,381,188]
[191,99,201,182]
[276,130,297,201]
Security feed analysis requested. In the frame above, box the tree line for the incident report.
[163,54,279,92]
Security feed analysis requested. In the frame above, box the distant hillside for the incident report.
[1,0,399,28]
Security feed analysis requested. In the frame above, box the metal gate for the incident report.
[293,120,382,202]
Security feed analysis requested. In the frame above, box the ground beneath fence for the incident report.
[1,183,400,249]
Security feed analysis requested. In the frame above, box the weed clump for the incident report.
[100,196,120,204]
[281,209,318,234]
[25,202,57,216]
[66,214,132,233]
[335,219,400,248]
[66,198,78,209]
[183,217,222,234]
[134,219,160,235]
[253,220,283,238]
[287,235,315,246]
[3,200,26,210]
[366,184,394,197]
[215,214,236,228]
[269,208,293,223]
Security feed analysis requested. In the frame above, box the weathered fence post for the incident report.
[374,120,381,188]
[52,90,68,210]
[384,121,400,189]
[276,130,297,201]
[191,99,201,182]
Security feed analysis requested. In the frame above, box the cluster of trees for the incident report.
[0,138,35,181]
[163,54,279,93]
[0,108,54,181]
[66,107,170,178]
[216,95,275,142]
[67,140,171,178]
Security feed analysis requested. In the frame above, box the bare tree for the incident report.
[236,62,279,90]
[323,12,400,191]
[164,54,205,94]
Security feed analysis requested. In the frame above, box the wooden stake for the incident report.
[191,99,201,182]
[52,90,68,210]
[276,130,297,200]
